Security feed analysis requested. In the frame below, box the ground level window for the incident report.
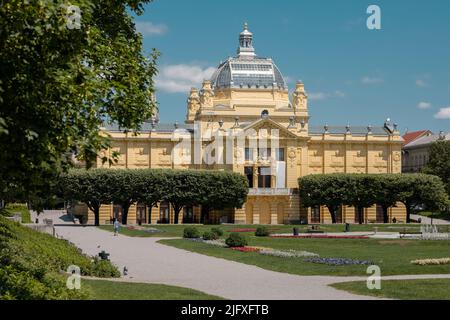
[183,206,194,223]
[137,203,147,225]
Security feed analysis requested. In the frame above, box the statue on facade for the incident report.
[292,81,307,110]
[187,87,201,119]
[200,80,214,108]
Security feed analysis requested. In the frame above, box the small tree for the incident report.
[59,169,114,226]
[423,140,450,196]
[299,174,348,224]
[373,174,403,223]
[341,175,377,224]
[397,174,448,223]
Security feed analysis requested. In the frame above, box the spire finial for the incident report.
[244,22,248,30]
[237,22,255,58]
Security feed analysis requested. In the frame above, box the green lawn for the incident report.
[332,279,450,300]
[1,203,31,223]
[159,236,450,277]
[417,211,450,222]
[83,279,223,300]
[99,223,423,238]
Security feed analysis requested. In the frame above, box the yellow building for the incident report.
[86,24,406,225]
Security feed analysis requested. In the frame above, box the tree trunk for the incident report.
[173,206,182,224]
[87,203,100,226]
[121,203,131,225]
[406,205,411,223]
[327,205,337,224]
[382,205,389,224]
[357,206,364,224]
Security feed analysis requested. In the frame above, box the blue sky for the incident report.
[134,0,450,133]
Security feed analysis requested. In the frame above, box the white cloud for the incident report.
[361,76,383,84]
[308,91,345,101]
[415,79,428,87]
[434,107,450,119]
[136,22,168,36]
[417,102,432,109]
[155,64,216,93]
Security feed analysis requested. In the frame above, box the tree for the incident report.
[199,171,249,223]
[397,174,448,223]
[373,174,403,223]
[0,0,158,206]
[423,140,450,196]
[298,174,348,224]
[59,169,114,226]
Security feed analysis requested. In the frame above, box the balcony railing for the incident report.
[248,188,294,196]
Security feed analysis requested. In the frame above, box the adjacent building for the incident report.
[79,24,406,225]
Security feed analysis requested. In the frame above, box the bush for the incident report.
[202,231,218,241]
[0,216,119,299]
[211,227,223,237]
[183,227,200,239]
[225,233,248,247]
[255,226,270,237]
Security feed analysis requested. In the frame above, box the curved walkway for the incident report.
[53,224,450,300]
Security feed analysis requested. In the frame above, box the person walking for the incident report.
[113,218,120,236]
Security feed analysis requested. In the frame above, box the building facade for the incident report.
[82,24,406,225]
[402,131,449,173]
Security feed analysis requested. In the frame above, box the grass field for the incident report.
[83,279,223,300]
[1,203,31,223]
[331,279,450,300]
[159,236,450,277]
[98,223,424,238]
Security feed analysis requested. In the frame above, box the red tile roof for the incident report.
[402,130,432,145]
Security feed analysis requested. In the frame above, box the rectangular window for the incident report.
[245,148,253,161]
[258,167,271,188]
[276,148,285,161]
[244,166,253,188]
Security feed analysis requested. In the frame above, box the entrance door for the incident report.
[376,205,384,223]
[137,204,147,224]
[311,206,321,223]
[259,201,271,224]
[113,204,122,222]
[159,202,169,224]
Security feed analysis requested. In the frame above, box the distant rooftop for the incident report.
[404,132,449,149]
[402,130,432,145]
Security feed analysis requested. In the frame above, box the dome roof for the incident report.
[210,57,287,90]
[210,23,287,90]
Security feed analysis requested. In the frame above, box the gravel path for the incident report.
[53,224,450,300]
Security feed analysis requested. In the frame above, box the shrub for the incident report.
[202,231,218,241]
[225,233,248,247]
[211,227,223,237]
[183,227,200,239]
[255,226,270,237]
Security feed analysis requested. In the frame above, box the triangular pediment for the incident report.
[241,117,299,139]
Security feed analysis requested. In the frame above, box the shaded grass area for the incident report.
[418,211,450,222]
[98,223,422,238]
[83,279,223,300]
[332,279,450,300]
[1,203,31,223]
[159,237,450,277]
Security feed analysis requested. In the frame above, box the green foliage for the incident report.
[299,173,448,223]
[0,216,119,299]
[225,233,248,247]
[211,227,224,237]
[183,227,200,239]
[423,140,450,196]
[255,226,270,237]
[60,169,249,225]
[0,0,158,207]
[2,203,31,223]
[202,231,218,241]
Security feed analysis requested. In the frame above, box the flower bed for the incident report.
[259,249,319,258]
[187,238,228,247]
[229,228,256,233]
[411,258,450,266]
[271,235,369,239]
[230,246,261,252]
[304,257,373,266]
